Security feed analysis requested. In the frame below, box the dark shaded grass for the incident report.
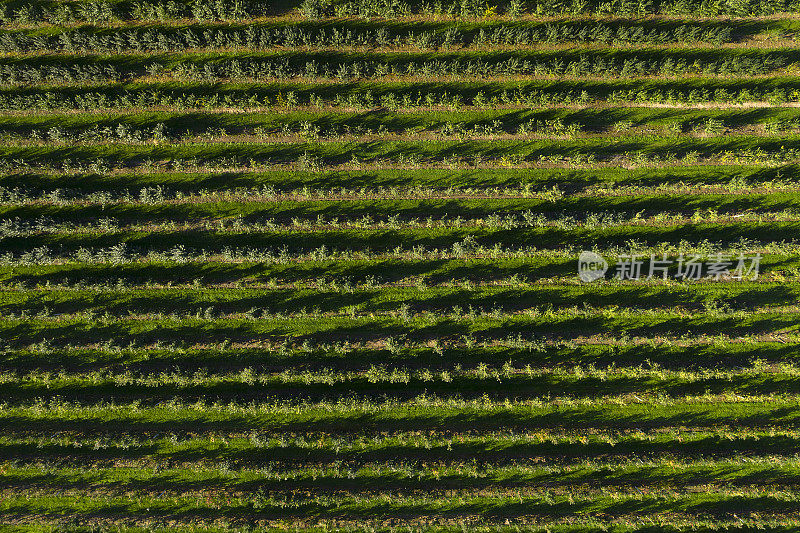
[1,165,794,193]
[1,283,798,316]
[9,492,800,522]
[7,76,800,106]
[0,221,797,253]
[3,462,800,495]
[0,311,798,347]
[1,431,798,467]
[7,107,800,135]
[0,342,797,373]
[4,255,798,286]
[2,372,800,405]
[1,400,800,436]
[8,193,800,224]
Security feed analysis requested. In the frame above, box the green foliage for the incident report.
[1,2,800,530]
[300,0,328,17]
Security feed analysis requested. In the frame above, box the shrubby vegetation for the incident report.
[302,0,800,18]
[0,0,799,529]
[0,22,735,54]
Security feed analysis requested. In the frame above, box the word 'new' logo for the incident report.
[578,251,608,282]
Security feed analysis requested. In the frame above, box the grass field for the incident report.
[4,0,800,531]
